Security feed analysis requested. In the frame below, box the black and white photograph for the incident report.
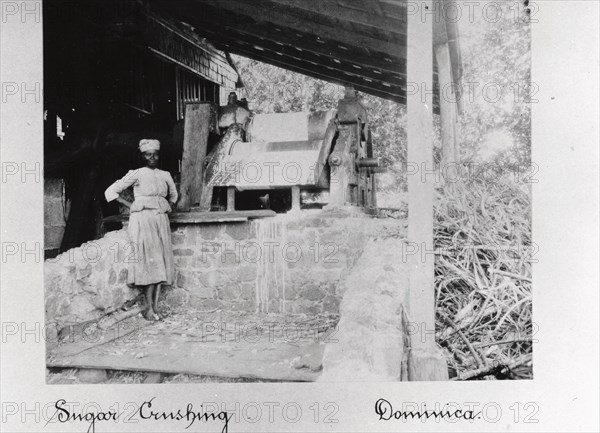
[41,0,534,384]
[1,0,598,432]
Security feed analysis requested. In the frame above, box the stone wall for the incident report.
[319,238,410,381]
[167,210,405,315]
[45,209,405,329]
[45,229,139,330]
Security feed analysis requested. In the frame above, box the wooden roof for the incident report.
[147,0,462,109]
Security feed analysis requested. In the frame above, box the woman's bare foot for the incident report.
[142,308,159,321]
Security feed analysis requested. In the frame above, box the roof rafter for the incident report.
[266,0,407,35]
[199,0,407,60]
[197,25,406,88]
[147,0,453,111]
[216,41,407,104]
[159,1,408,76]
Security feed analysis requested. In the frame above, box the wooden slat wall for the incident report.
[175,68,221,120]
[144,13,238,90]
[114,46,155,117]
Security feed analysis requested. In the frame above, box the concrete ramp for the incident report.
[319,238,410,382]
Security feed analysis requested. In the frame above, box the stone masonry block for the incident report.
[173,248,194,257]
[225,223,253,241]
[199,270,230,288]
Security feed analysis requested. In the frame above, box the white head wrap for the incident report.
[139,139,160,153]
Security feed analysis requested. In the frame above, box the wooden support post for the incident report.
[370,175,377,208]
[178,103,211,211]
[226,186,236,212]
[406,0,448,381]
[435,42,460,169]
[291,186,301,212]
[60,125,103,252]
[61,164,100,252]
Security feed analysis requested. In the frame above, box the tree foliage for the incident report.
[457,0,532,170]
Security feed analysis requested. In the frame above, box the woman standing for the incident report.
[104,139,178,321]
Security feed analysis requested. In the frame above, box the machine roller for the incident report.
[196,89,381,213]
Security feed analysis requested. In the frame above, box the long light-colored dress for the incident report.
[105,167,178,286]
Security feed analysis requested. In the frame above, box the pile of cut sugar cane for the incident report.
[433,175,533,380]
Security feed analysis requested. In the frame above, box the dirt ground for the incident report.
[47,305,339,384]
